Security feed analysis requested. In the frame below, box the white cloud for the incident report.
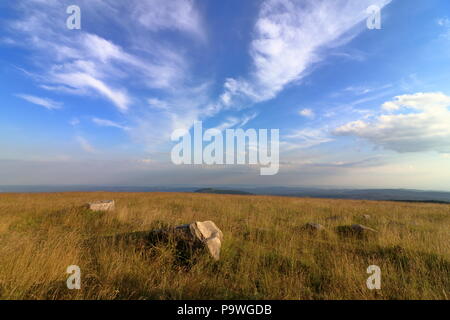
[76,136,96,153]
[437,18,450,26]
[221,0,391,105]
[342,84,393,96]
[344,86,373,95]
[437,17,450,39]
[148,98,169,110]
[134,0,205,40]
[220,92,232,106]
[214,117,241,131]
[10,0,216,152]
[51,71,131,112]
[213,113,258,131]
[284,128,333,150]
[239,113,258,127]
[7,0,202,114]
[70,118,80,126]
[334,92,450,153]
[15,94,62,110]
[92,118,129,130]
[299,108,315,118]
[79,33,187,90]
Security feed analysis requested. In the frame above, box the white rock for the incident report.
[86,200,115,211]
[190,221,224,261]
[169,221,224,260]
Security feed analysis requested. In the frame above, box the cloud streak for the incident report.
[15,94,62,110]
[92,118,130,130]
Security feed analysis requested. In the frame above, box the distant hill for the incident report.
[2,185,450,203]
[241,187,450,203]
[194,188,253,195]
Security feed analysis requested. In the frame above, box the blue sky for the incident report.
[1,0,450,190]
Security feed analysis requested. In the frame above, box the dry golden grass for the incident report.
[0,192,448,300]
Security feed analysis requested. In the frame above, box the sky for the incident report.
[1,0,450,190]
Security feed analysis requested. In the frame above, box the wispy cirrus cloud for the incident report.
[7,0,204,114]
[92,118,130,131]
[133,0,206,40]
[5,0,217,153]
[213,112,259,131]
[50,69,131,112]
[15,94,62,110]
[221,0,391,106]
[283,128,333,150]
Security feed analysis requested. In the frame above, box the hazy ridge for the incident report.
[2,185,450,203]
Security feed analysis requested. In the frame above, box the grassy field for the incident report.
[0,192,448,300]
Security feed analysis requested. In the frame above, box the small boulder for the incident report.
[190,221,224,261]
[86,200,115,211]
[100,220,224,262]
[149,220,224,261]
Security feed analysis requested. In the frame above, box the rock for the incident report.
[189,221,224,261]
[302,223,325,232]
[86,200,115,211]
[168,221,223,261]
[97,220,223,261]
[336,224,378,238]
